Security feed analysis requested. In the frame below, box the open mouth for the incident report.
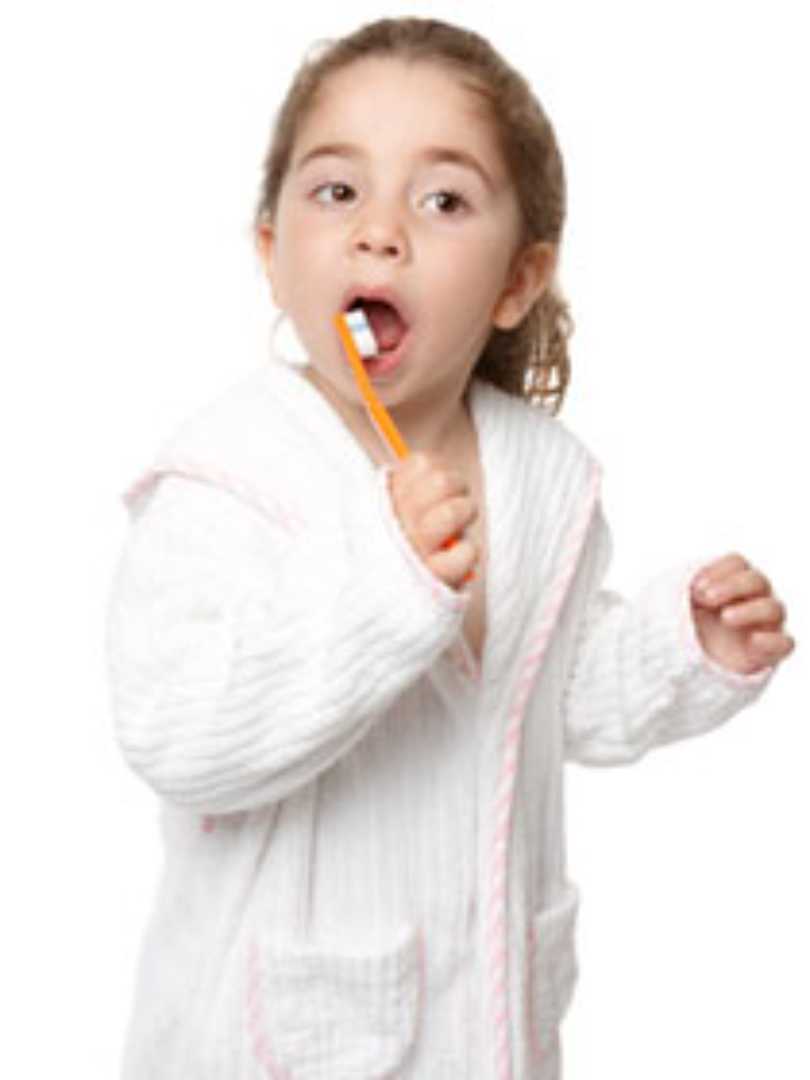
[345,296,410,355]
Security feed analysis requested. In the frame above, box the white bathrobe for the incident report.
[106,353,773,1079]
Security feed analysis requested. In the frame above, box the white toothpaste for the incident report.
[344,308,379,358]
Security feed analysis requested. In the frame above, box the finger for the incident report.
[693,567,771,607]
[693,553,750,588]
[748,630,796,660]
[412,467,468,515]
[428,537,478,588]
[422,497,476,551]
[720,597,785,629]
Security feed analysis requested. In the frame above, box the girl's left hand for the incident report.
[690,553,796,675]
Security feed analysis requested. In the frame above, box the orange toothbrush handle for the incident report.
[333,313,409,460]
[334,312,475,585]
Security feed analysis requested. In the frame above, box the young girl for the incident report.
[106,17,794,1080]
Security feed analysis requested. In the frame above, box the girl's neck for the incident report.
[302,365,476,463]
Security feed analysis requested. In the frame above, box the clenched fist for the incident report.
[387,451,479,591]
[690,553,795,675]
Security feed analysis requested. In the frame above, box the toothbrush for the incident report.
[334,309,475,584]
[334,308,409,462]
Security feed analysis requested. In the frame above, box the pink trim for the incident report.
[486,463,603,1080]
[121,460,306,535]
[200,815,216,833]
[245,936,291,1080]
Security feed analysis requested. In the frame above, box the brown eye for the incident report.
[423,190,468,215]
[313,182,355,205]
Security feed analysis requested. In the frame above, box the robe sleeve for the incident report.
[562,502,775,765]
[105,468,466,813]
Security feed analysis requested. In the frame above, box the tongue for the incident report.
[362,300,408,352]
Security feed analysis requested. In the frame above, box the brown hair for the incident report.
[253,17,572,415]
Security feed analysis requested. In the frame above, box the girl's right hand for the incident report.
[387,452,479,591]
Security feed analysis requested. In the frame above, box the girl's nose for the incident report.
[351,213,408,261]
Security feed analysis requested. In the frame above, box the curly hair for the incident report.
[252,17,573,415]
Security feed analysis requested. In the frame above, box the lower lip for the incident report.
[361,330,411,379]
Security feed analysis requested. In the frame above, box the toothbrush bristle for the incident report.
[344,308,379,358]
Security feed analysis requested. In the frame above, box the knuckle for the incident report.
[451,501,468,531]
[433,472,451,499]
[449,468,467,494]
[456,536,475,559]
[454,495,469,521]
[430,504,453,535]
[454,539,474,566]
[436,504,452,532]
[462,500,478,530]
[739,568,761,591]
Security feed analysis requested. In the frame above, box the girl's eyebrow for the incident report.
[293,141,495,192]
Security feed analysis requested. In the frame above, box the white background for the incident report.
[2,1,807,1075]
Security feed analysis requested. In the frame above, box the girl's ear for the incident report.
[256,214,283,309]
[492,241,557,330]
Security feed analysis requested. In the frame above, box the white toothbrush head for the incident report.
[343,307,379,358]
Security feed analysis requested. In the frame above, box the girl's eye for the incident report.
[310,182,469,216]
[312,182,356,205]
[423,190,469,215]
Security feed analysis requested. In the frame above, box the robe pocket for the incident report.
[245,922,424,1079]
[527,883,580,1064]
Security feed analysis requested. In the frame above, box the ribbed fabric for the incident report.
[106,354,775,1079]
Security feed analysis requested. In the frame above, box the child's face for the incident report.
[258,57,554,423]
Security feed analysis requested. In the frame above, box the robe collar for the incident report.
[263,357,600,691]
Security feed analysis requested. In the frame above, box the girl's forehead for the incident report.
[298,57,501,165]
[312,58,488,124]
